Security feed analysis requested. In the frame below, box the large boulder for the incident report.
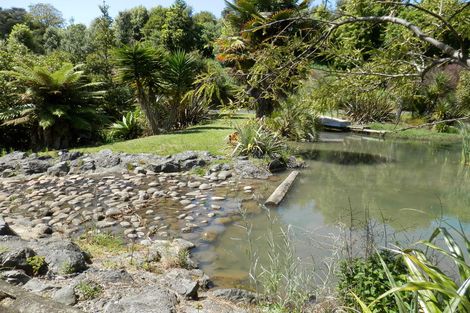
[33,239,90,275]
[0,217,17,236]
[47,161,70,177]
[22,159,51,175]
[148,159,180,173]
[103,287,178,313]
[0,247,37,276]
[94,150,121,168]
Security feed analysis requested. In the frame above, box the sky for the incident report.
[0,0,228,25]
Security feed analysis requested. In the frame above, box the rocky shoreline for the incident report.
[0,149,289,313]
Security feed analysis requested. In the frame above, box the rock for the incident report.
[0,217,17,236]
[199,184,211,190]
[53,285,77,306]
[188,181,201,188]
[0,247,37,276]
[181,159,206,170]
[134,167,146,175]
[104,287,178,313]
[58,150,82,162]
[217,171,232,180]
[234,160,271,179]
[180,298,249,313]
[268,158,287,173]
[201,231,218,242]
[158,268,199,299]
[23,278,55,293]
[47,162,70,177]
[22,160,51,175]
[2,169,15,178]
[80,158,96,171]
[31,224,53,239]
[210,288,258,304]
[173,151,198,163]
[105,208,122,218]
[94,150,121,168]
[0,269,31,285]
[148,159,180,173]
[33,239,89,274]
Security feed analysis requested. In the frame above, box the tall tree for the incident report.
[0,7,28,39]
[28,3,64,29]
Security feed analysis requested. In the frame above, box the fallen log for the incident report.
[0,280,83,313]
[265,171,299,206]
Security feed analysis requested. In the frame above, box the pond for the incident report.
[192,133,470,287]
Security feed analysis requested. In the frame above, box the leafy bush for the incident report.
[357,227,470,313]
[26,255,46,276]
[344,89,395,124]
[75,281,103,300]
[338,250,409,313]
[232,119,288,159]
[267,96,319,142]
[109,111,143,140]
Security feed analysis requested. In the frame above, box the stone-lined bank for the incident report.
[0,149,282,312]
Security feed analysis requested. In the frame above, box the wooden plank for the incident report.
[265,171,299,206]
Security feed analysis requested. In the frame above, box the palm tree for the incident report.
[114,44,164,134]
[164,50,198,128]
[0,63,104,149]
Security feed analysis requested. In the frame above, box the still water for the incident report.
[193,134,470,287]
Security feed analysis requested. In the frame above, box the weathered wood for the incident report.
[0,280,83,313]
[265,171,299,206]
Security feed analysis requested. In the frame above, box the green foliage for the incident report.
[109,111,143,140]
[459,122,470,165]
[0,7,28,39]
[60,261,75,275]
[26,255,46,276]
[7,24,37,51]
[338,250,409,313]
[77,231,126,258]
[28,3,64,29]
[0,63,105,149]
[75,281,103,300]
[266,88,319,142]
[359,227,470,313]
[232,119,288,159]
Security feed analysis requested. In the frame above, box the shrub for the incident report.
[267,96,319,142]
[343,89,395,124]
[26,255,46,276]
[75,281,103,300]
[232,119,288,159]
[338,250,409,313]
[109,111,143,140]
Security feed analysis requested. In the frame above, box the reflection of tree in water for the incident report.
[287,139,470,231]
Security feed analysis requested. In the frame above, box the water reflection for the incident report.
[195,135,470,287]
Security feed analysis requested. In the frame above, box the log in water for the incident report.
[265,170,299,206]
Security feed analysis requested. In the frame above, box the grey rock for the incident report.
[22,159,51,175]
[268,158,287,173]
[47,161,70,177]
[217,171,232,180]
[234,160,271,179]
[181,159,206,170]
[104,287,178,313]
[2,169,15,178]
[0,247,37,276]
[210,288,258,304]
[23,278,55,293]
[173,151,198,163]
[149,160,180,173]
[53,285,77,306]
[94,150,121,168]
[33,239,89,274]
[158,269,199,299]
[1,269,31,285]
[58,150,82,162]
[180,299,249,313]
[0,217,17,236]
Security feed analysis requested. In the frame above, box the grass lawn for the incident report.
[75,113,251,156]
[368,122,462,142]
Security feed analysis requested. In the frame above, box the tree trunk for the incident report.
[136,81,160,135]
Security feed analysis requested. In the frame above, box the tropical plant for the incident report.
[267,95,319,142]
[114,44,164,134]
[357,226,470,313]
[109,111,143,140]
[459,122,470,165]
[0,63,104,149]
[162,50,199,128]
[232,119,288,159]
[338,250,410,313]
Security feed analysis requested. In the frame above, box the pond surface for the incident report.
[193,133,470,287]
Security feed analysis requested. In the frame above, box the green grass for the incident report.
[368,122,462,142]
[75,114,251,156]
